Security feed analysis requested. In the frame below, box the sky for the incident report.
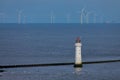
[0,0,120,23]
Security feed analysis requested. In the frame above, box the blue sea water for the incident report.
[0,23,120,80]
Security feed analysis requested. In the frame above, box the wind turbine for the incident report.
[18,10,22,24]
[23,15,26,24]
[67,14,70,23]
[85,12,93,24]
[81,8,85,24]
[78,8,85,24]
[50,11,55,24]
[93,13,97,23]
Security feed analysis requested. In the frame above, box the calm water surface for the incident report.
[0,23,120,80]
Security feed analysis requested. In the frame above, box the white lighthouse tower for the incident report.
[74,37,82,67]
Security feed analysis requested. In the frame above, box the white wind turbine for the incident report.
[50,11,55,24]
[86,12,92,24]
[67,14,70,23]
[23,15,26,24]
[81,8,85,24]
[93,13,97,23]
[18,10,22,24]
[78,8,85,24]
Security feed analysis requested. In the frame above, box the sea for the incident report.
[0,23,120,80]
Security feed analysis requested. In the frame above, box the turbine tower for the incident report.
[93,13,97,23]
[18,10,22,24]
[50,11,55,24]
[67,14,70,23]
[23,15,26,24]
[81,8,84,24]
[78,8,85,24]
[85,12,92,24]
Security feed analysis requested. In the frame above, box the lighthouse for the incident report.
[74,37,82,67]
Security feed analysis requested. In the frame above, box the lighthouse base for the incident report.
[74,64,83,67]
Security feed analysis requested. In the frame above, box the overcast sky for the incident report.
[0,0,120,23]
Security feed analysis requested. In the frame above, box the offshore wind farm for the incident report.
[0,8,119,24]
[0,0,120,80]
